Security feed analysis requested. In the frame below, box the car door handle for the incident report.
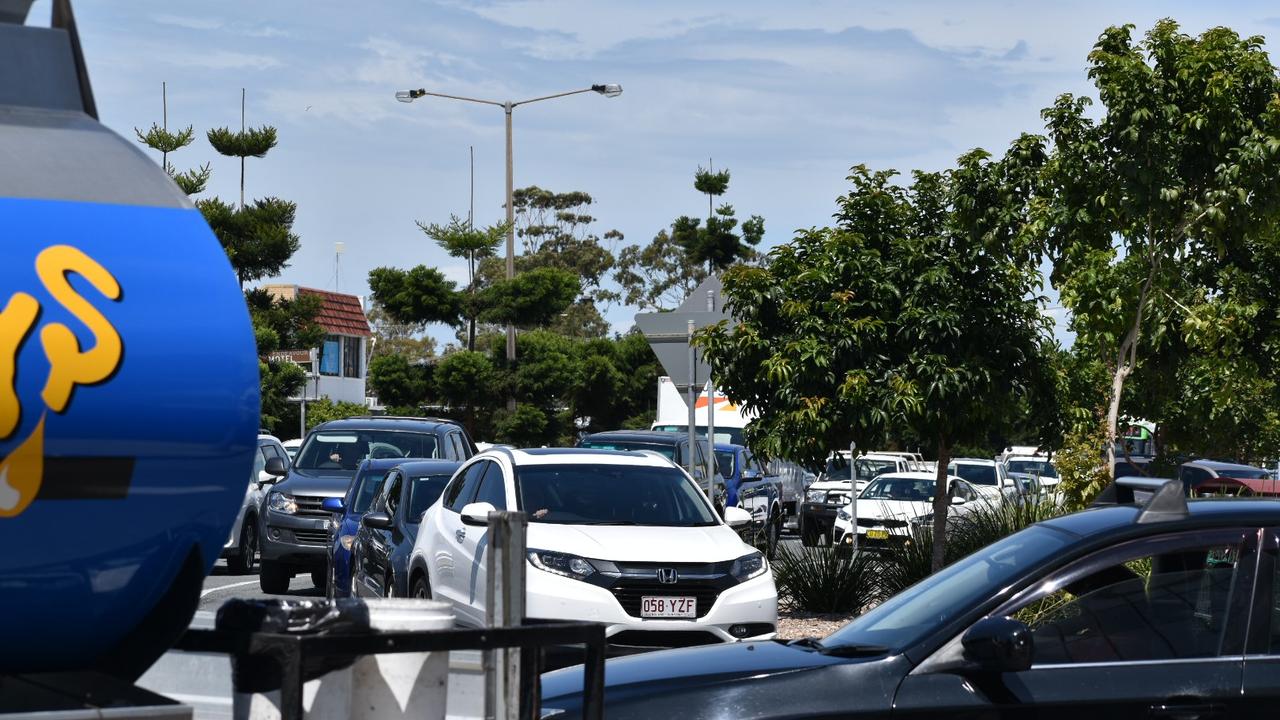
[1150,702,1221,720]
[455,528,466,543]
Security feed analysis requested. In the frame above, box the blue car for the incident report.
[325,458,413,598]
[715,443,784,559]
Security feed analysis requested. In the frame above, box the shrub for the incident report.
[1055,419,1111,510]
[772,544,880,614]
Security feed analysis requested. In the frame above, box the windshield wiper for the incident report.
[787,637,889,657]
[578,520,640,526]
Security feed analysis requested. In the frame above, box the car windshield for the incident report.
[1215,467,1270,479]
[825,457,897,482]
[652,425,745,446]
[861,477,934,502]
[519,464,718,526]
[950,463,997,486]
[349,469,391,513]
[579,440,676,459]
[823,524,1075,652]
[716,451,736,479]
[408,473,452,522]
[294,431,439,471]
[1006,460,1058,478]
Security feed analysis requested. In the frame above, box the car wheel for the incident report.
[384,573,395,598]
[226,519,257,575]
[411,574,431,600]
[311,569,328,591]
[765,512,781,561]
[259,560,291,594]
[801,519,818,547]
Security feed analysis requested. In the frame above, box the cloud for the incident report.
[151,14,223,31]
[1003,40,1029,61]
[241,24,292,39]
[166,50,282,70]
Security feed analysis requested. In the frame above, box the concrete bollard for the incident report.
[226,598,454,720]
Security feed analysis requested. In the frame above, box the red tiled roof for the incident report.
[298,287,371,337]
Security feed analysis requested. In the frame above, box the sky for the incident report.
[28,0,1280,346]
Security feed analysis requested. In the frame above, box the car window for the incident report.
[1008,539,1245,664]
[251,446,267,480]
[519,464,718,526]
[1271,561,1280,654]
[408,473,453,522]
[472,462,508,511]
[444,433,460,461]
[949,463,997,486]
[445,461,486,513]
[579,439,677,460]
[384,471,403,518]
[294,430,438,470]
[349,469,392,514]
[716,451,736,480]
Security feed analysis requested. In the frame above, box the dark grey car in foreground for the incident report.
[542,479,1280,718]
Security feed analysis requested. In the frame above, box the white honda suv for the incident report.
[409,447,778,648]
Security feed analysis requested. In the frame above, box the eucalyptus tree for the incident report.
[1041,21,1280,472]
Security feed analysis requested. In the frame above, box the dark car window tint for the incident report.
[408,474,452,523]
[295,430,438,471]
[716,451,736,480]
[1012,543,1242,664]
[350,470,392,514]
[472,463,508,511]
[949,463,997,486]
[519,464,717,526]
[1271,565,1280,653]
[384,471,403,518]
[446,461,486,513]
[252,446,267,480]
[579,440,677,460]
[451,433,466,460]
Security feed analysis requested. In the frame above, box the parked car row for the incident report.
[252,416,778,654]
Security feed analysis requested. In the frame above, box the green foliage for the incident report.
[207,125,279,158]
[368,354,431,409]
[136,123,195,154]
[1041,20,1280,464]
[772,544,881,614]
[245,289,324,353]
[305,397,370,426]
[1055,419,1114,510]
[493,404,551,447]
[418,215,506,265]
[477,267,580,329]
[507,186,621,309]
[368,265,463,328]
[198,197,301,286]
[366,303,436,365]
[171,163,212,195]
[614,229,708,311]
[259,360,305,434]
[693,166,731,197]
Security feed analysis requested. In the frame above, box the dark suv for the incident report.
[257,416,475,593]
[577,430,726,511]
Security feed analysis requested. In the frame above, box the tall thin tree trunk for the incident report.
[1104,264,1156,477]
[930,438,951,573]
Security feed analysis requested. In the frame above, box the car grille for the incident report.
[611,581,722,619]
[857,518,908,528]
[293,529,330,545]
[826,492,848,506]
[293,495,332,518]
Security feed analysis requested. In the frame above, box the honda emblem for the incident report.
[656,568,678,584]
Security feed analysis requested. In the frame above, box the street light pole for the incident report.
[395,84,622,411]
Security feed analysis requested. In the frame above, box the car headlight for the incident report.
[806,489,827,503]
[267,491,297,514]
[730,551,767,582]
[528,549,598,580]
[837,508,851,521]
[339,534,355,551]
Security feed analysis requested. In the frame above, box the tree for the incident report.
[700,143,1053,571]
[1041,21,1280,473]
[245,289,324,434]
[366,302,436,365]
[368,266,464,330]
[305,397,370,426]
[206,89,278,208]
[199,197,301,287]
[416,215,504,350]
[368,354,431,409]
[615,166,764,310]
[133,82,211,195]
[435,350,500,436]
[476,267,581,329]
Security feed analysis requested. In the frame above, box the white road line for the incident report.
[200,579,260,598]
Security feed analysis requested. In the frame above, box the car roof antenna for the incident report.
[1092,476,1188,524]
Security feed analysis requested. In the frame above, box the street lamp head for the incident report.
[395,89,426,103]
[591,83,623,98]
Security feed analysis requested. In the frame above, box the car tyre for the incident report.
[411,574,431,600]
[765,511,781,561]
[801,520,819,547]
[226,518,257,575]
[259,560,291,594]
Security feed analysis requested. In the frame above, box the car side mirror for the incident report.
[265,456,288,477]
[723,506,752,528]
[362,511,392,530]
[961,617,1033,674]
[460,501,497,526]
[321,497,344,513]
[951,496,967,505]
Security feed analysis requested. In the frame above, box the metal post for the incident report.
[705,380,716,498]
[485,510,527,720]
[849,441,858,554]
[504,102,517,414]
[686,320,698,481]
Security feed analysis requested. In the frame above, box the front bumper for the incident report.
[800,503,839,535]
[525,566,778,647]
[260,510,332,568]
[832,517,913,550]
